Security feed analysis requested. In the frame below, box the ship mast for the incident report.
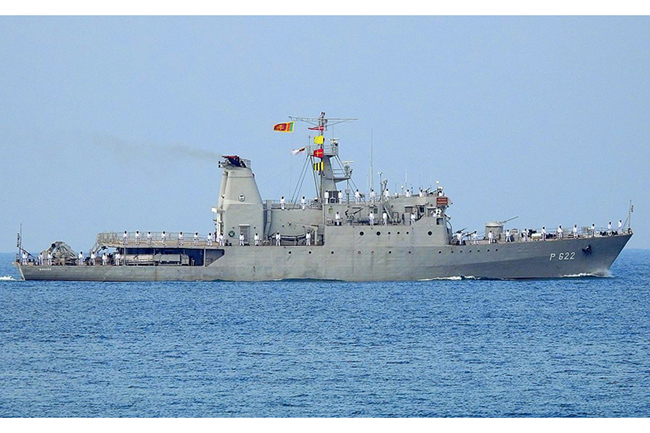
[289,112,357,204]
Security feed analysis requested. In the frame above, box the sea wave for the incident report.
[0,275,17,281]
[419,275,479,281]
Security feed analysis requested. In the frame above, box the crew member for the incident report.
[335,211,341,226]
[370,189,375,203]
[505,229,511,242]
[369,212,375,226]
[123,231,128,245]
[384,188,390,200]
[194,232,199,246]
[457,231,463,245]
[219,233,225,246]
[102,253,107,266]
[382,212,388,226]
[573,225,578,238]
[542,226,547,241]
[47,251,53,265]
[280,196,286,210]
[135,231,140,245]
[355,189,361,203]
[557,225,563,240]
[275,232,281,246]
[207,232,213,246]
[239,233,245,246]
[254,233,260,246]
[306,231,311,246]
[37,252,43,265]
[488,231,494,244]
[591,224,596,237]
[89,252,95,266]
[161,231,167,246]
[471,231,478,245]
[301,196,306,210]
[608,221,612,235]
[147,231,152,245]
[115,252,121,266]
[178,231,184,246]
[78,251,84,266]
[21,251,28,265]
[522,229,528,242]
[410,212,416,225]
[405,189,411,198]
[618,219,623,234]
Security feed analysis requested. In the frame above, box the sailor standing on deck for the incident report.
[472,231,478,245]
[382,212,388,226]
[355,189,361,204]
[608,221,612,235]
[542,226,547,241]
[161,231,167,246]
[102,253,107,266]
[115,252,121,266]
[411,212,416,225]
[573,225,578,238]
[37,252,43,265]
[488,231,494,244]
[324,191,329,203]
[557,225,563,240]
[505,229,511,242]
[457,231,463,245]
[207,232,213,246]
[147,231,152,245]
[239,233,245,246]
[618,219,623,234]
[369,211,375,226]
[384,188,390,200]
[370,189,375,203]
[591,224,596,237]
[301,196,306,210]
[275,232,281,246]
[254,233,260,246]
[21,252,27,265]
[90,252,96,266]
[47,251,52,265]
[135,231,140,245]
[306,231,311,246]
[335,211,341,226]
[194,232,199,246]
[178,231,184,246]
[123,231,128,245]
[280,196,286,210]
[523,229,528,242]
[78,251,84,266]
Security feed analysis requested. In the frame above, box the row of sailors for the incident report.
[460,220,625,245]
[333,211,417,226]
[280,186,444,210]
[121,231,225,246]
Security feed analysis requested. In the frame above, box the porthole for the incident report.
[487,249,491,252]
[388,251,392,254]
[331,251,334,254]
[359,231,364,236]
[428,231,432,236]
[288,251,291,254]
[388,232,391,235]
[376,231,381,236]
[308,251,312,254]
[495,249,499,252]
[397,232,400,235]
[406,232,409,234]
[438,251,442,254]
[358,251,361,255]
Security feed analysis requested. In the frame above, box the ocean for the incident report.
[1,250,649,417]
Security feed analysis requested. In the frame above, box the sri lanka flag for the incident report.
[273,121,295,132]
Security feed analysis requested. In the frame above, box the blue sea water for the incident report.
[1,250,649,418]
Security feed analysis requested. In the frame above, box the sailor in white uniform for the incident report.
[618,219,623,234]
[382,212,388,226]
[505,229,511,242]
[335,211,341,226]
[219,233,225,246]
[370,189,375,203]
[410,212,416,225]
[254,233,260,246]
[488,231,494,244]
[608,221,612,235]
[557,225,563,240]
[22,252,28,265]
[522,229,528,242]
[301,196,306,210]
[457,232,463,245]
[161,231,167,246]
[471,231,478,245]
[384,188,390,200]
[369,211,375,226]
[178,231,184,246]
[115,252,121,266]
[573,225,578,238]
[78,251,84,266]
[541,226,547,241]
[306,231,311,246]
[90,252,95,266]
[275,232,281,246]
[355,189,361,204]
[47,252,53,265]
[147,231,152,245]
[123,231,128,245]
[194,232,199,246]
[102,253,107,266]
[280,196,286,210]
[239,233,245,246]
[207,232,213,246]
[405,189,411,198]
[591,223,596,237]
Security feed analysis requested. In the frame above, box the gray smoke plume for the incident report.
[93,133,221,162]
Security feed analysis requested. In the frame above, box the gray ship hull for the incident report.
[16,232,631,282]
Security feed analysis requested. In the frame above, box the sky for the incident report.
[1,15,649,253]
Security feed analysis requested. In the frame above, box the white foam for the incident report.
[419,275,479,281]
[0,275,17,281]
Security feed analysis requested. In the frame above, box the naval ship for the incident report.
[15,113,632,282]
